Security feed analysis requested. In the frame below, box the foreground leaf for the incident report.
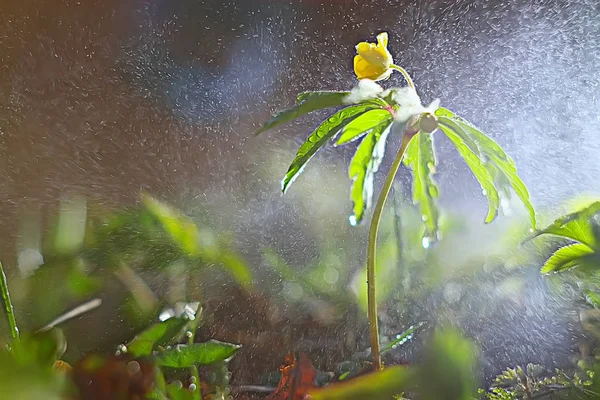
[257,91,350,135]
[403,131,440,241]
[437,108,536,230]
[348,121,392,224]
[417,329,478,400]
[439,121,500,224]
[127,317,196,358]
[155,340,240,368]
[281,104,376,193]
[526,201,600,249]
[541,243,595,274]
[309,365,413,400]
[336,110,392,146]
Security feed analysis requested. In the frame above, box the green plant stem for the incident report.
[367,132,414,371]
[0,262,19,341]
[391,65,415,89]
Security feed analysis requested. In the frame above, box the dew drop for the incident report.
[349,215,358,226]
[422,236,431,249]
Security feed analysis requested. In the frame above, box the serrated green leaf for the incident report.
[348,121,392,224]
[541,243,595,274]
[127,317,195,357]
[155,340,240,368]
[336,110,392,146]
[256,91,350,135]
[436,108,536,230]
[282,105,376,193]
[439,121,500,224]
[527,201,600,249]
[403,131,440,241]
[309,365,414,400]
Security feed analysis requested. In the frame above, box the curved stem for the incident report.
[391,64,415,89]
[367,132,414,370]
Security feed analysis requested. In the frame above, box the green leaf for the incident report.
[348,121,392,224]
[335,110,392,146]
[281,104,376,193]
[439,121,500,224]
[526,201,600,249]
[585,290,600,309]
[155,340,240,368]
[403,131,440,241]
[417,329,478,400]
[10,329,67,368]
[126,317,197,357]
[380,322,424,355]
[437,108,536,230]
[166,382,195,400]
[256,91,350,135]
[309,365,414,400]
[216,252,253,287]
[541,243,595,274]
[141,194,202,257]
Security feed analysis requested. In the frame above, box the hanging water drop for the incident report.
[349,215,358,226]
[422,236,431,249]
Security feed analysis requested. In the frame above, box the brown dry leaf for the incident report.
[53,360,73,373]
[266,352,318,400]
[70,354,156,400]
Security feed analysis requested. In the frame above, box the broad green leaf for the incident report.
[403,131,440,241]
[527,201,600,249]
[141,194,202,257]
[335,110,392,146]
[439,121,500,224]
[155,340,240,368]
[437,108,536,230]
[541,243,595,274]
[10,329,67,368]
[256,91,350,135]
[309,365,414,400]
[348,121,392,224]
[166,382,194,400]
[281,105,375,193]
[126,317,196,357]
[417,329,478,400]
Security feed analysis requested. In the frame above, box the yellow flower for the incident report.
[353,32,394,81]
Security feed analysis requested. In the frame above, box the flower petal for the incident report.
[354,55,387,81]
[376,32,388,48]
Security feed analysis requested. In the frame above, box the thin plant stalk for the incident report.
[367,132,414,370]
[0,262,19,341]
[391,65,415,89]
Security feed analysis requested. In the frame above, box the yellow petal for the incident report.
[354,55,391,81]
[376,32,388,48]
